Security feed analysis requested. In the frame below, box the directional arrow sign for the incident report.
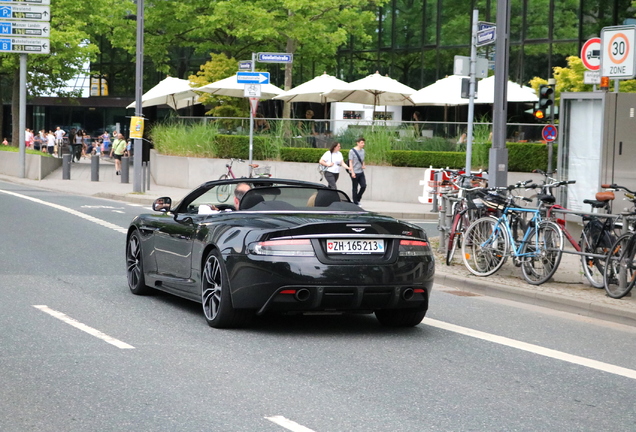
[237,71,270,84]
[0,20,49,36]
[0,4,50,21]
[0,0,50,5]
[0,36,49,53]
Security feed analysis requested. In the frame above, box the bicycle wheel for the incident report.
[579,226,613,289]
[520,220,564,285]
[445,212,464,265]
[462,216,509,277]
[603,233,636,299]
[216,174,231,203]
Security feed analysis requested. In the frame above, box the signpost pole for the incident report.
[248,52,256,175]
[133,0,144,193]
[489,0,511,188]
[465,9,479,179]
[19,53,26,178]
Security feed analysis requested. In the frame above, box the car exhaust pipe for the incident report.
[295,288,311,302]
[402,288,414,300]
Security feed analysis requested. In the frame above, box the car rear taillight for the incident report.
[250,239,315,256]
[399,239,430,256]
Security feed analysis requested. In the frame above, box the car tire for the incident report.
[201,249,253,328]
[127,230,152,295]
[375,309,426,327]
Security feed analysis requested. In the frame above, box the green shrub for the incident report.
[215,134,279,160]
[150,121,219,157]
[390,150,466,168]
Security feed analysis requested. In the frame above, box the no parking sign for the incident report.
[542,125,557,142]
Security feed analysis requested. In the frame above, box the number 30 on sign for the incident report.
[601,26,636,79]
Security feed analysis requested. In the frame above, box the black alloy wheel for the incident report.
[201,250,252,328]
[127,231,151,295]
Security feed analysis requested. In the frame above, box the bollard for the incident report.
[431,171,439,213]
[120,156,130,183]
[141,161,147,193]
[145,161,151,191]
[91,155,99,182]
[62,154,71,180]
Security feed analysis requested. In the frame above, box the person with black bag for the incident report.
[348,137,367,205]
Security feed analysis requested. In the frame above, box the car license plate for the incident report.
[326,239,385,254]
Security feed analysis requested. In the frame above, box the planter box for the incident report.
[0,151,62,180]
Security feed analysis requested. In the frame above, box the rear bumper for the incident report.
[224,254,434,314]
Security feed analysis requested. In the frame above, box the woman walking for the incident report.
[319,142,345,189]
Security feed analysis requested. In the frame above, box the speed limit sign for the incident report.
[601,25,636,78]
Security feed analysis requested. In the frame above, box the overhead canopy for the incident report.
[410,75,470,106]
[411,74,538,106]
[476,75,538,103]
[273,72,348,103]
[323,72,416,107]
[126,76,200,110]
[195,76,284,100]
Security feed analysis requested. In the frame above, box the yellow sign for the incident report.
[130,116,144,139]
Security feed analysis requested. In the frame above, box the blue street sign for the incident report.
[0,20,49,35]
[0,4,50,21]
[238,60,252,71]
[478,21,495,31]
[257,52,293,63]
[236,71,270,84]
[0,0,50,4]
[0,36,49,53]
[476,27,496,47]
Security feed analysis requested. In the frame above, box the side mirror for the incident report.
[153,197,172,212]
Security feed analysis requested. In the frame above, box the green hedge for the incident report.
[211,135,557,173]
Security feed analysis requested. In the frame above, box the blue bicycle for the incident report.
[461,188,564,285]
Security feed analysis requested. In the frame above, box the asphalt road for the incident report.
[1,180,636,431]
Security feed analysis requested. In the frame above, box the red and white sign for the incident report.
[601,26,636,78]
[581,37,601,71]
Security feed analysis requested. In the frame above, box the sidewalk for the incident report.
[1,157,635,326]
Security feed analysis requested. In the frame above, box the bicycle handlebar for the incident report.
[602,184,636,195]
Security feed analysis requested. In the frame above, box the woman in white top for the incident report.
[319,142,345,189]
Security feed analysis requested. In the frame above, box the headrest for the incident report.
[314,189,341,207]
[240,192,265,210]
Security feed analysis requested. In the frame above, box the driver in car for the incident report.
[198,183,251,214]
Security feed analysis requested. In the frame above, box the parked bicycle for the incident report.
[217,158,272,202]
[461,183,564,285]
[442,170,493,265]
[602,184,636,298]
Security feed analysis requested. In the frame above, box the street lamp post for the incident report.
[133,0,144,192]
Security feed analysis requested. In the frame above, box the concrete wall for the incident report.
[0,151,62,180]
[149,151,546,204]
[150,150,432,204]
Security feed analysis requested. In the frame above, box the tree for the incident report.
[202,0,388,118]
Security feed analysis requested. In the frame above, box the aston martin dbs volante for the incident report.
[126,178,434,328]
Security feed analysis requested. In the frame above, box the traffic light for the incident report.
[533,84,554,121]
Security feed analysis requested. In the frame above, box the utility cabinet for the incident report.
[559,92,636,212]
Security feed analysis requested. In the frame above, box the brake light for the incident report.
[250,239,315,256]
[399,239,430,256]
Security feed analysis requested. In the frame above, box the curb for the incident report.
[435,272,636,327]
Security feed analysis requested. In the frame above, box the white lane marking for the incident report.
[424,318,636,380]
[265,416,316,432]
[33,305,134,349]
[0,189,127,234]
[112,210,125,214]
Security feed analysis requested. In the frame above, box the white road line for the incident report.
[0,189,127,234]
[265,416,316,432]
[33,305,134,350]
[424,318,636,380]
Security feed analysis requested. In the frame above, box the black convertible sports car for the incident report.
[126,178,434,328]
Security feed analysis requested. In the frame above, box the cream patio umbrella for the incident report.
[273,72,348,103]
[126,76,200,110]
[323,72,417,109]
[475,75,538,103]
[410,75,471,106]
